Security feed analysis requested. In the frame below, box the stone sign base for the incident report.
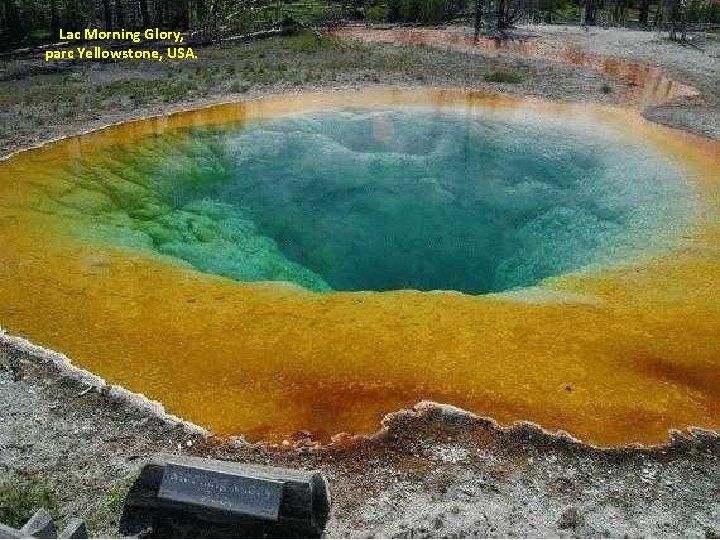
[119,456,331,538]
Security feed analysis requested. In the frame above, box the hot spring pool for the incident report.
[1,89,718,445]
[84,107,693,295]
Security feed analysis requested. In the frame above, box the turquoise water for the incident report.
[62,107,696,294]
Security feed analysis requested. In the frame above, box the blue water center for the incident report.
[75,107,696,294]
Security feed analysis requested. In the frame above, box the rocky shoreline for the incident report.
[1,25,718,538]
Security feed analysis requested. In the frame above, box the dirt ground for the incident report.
[1,24,718,538]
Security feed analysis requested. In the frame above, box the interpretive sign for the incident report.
[120,456,331,537]
[158,463,283,520]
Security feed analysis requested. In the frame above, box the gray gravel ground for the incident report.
[1,25,719,538]
[524,24,720,138]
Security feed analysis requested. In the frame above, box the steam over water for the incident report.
[78,108,694,294]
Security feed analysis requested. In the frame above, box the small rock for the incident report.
[58,519,87,539]
[76,386,93,397]
[20,508,57,538]
[0,523,23,539]
[557,506,584,530]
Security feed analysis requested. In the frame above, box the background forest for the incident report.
[1,0,719,51]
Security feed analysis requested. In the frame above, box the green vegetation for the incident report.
[101,78,198,105]
[272,0,338,23]
[384,0,470,24]
[286,29,343,53]
[554,2,583,20]
[365,4,391,21]
[0,477,61,529]
[484,70,524,84]
[85,475,136,534]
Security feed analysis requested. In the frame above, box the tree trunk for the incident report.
[102,0,113,30]
[639,0,650,26]
[653,0,664,26]
[157,0,166,27]
[669,0,683,39]
[195,0,205,28]
[139,0,151,26]
[50,0,60,39]
[474,0,483,40]
[496,0,508,30]
[115,0,124,28]
[584,0,597,25]
[613,0,627,25]
[7,1,25,44]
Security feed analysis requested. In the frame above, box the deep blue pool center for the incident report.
[78,108,695,294]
